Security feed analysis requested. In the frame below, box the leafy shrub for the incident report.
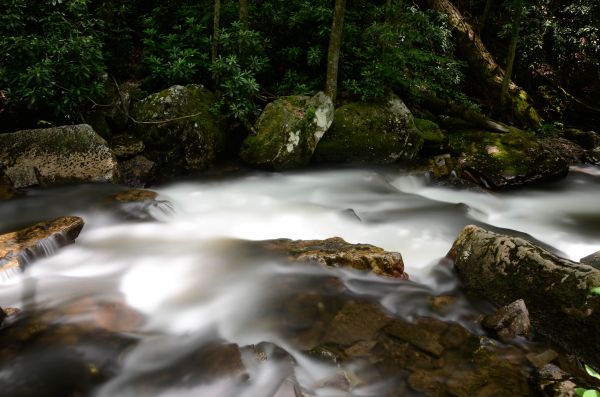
[0,0,105,120]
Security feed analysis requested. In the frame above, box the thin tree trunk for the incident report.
[500,1,524,108]
[325,0,347,104]
[239,0,249,28]
[212,0,221,64]
[479,0,493,33]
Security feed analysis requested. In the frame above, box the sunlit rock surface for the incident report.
[257,236,408,279]
[240,92,334,170]
[0,124,119,189]
[449,224,600,369]
[0,216,84,278]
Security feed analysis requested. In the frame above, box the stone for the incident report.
[526,350,559,368]
[541,136,586,166]
[0,217,84,278]
[482,299,531,339]
[240,92,334,170]
[257,236,408,278]
[118,155,156,187]
[131,84,224,174]
[313,94,424,164]
[448,224,600,369]
[106,189,172,221]
[581,251,600,269]
[385,320,445,357]
[562,128,600,150]
[110,134,145,158]
[447,129,569,189]
[323,301,392,346]
[0,124,119,188]
[414,118,447,155]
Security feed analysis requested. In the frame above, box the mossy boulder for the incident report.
[131,84,224,174]
[448,225,600,369]
[240,92,334,170]
[0,124,119,189]
[448,129,568,189]
[313,95,424,164]
[414,118,447,155]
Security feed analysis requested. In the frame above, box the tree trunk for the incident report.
[428,0,541,128]
[239,0,249,28]
[479,0,493,33]
[500,1,523,108]
[212,0,221,64]
[325,0,347,105]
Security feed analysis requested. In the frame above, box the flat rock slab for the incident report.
[0,216,84,277]
[448,224,600,368]
[257,237,408,279]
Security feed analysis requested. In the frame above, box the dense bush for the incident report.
[0,0,105,120]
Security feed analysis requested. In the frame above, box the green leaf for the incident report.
[590,287,600,295]
[583,390,600,397]
[576,388,587,397]
[586,364,600,380]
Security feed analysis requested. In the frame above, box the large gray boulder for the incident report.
[448,225,600,368]
[447,129,569,189]
[131,84,224,174]
[0,124,119,188]
[240,92,334,170]
[313,95,424,163]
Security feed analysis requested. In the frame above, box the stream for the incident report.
[1,165,599,396]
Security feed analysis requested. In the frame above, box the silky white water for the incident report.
[0,165,599,396]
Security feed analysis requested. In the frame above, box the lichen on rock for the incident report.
[240,91,334,170]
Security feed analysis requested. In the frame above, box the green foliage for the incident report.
[576,388,600,397]
[210,22,269,121]
[590,287,600,296]
[0,0,105,120]
[343,4,471,106]
[141,4,211,87]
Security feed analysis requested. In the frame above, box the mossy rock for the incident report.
[448,128,568,189]
[131,84,224,174]
[414,118,447,155]
[313,95,424,164]
[0,124,119,188]
[240,92,334,170]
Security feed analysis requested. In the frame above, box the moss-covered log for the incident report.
[448,225,600,369]
[428,0,541,128]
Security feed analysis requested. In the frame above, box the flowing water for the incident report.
[1,165,599,396]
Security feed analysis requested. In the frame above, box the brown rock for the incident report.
[110,134,145,158]
[119,155,156,187]
[482,299,531,339]
[385,320,445,357]
[259,237,408,278]
[107,189,171,221]
[0,216,84,277]
[581,250,600,269]
[323,301,392,346]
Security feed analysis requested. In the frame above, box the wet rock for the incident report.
[541,136,586,166]
[385,320,445,357]
[447,129,569,189]
[314,94,423,164]
[482,299,531,339]
[448,224,600,369]
[323,301,392,346]
[581,251,600,269]
[562,128,600,150]
[534,364,579,397]
[415,118,447,155]
[428,295,458,313]
[106,189,172,221]
[527,350,559,368]
[118,155,157,187]
[240,92,334,170]
[0,124,119,188]
[0,217,84,277]
[131,84,224,174]
[427,153,456,178]
[110,134,145,158]
[258,237,408,278]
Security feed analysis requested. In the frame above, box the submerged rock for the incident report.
[448,224,600,368]
[482,299,531,340]
[0,217,84,277]
[257,237,407,278]
[313,95,424,164]
[240,92,334,170]
[448,129,569,189]
[131,84,224,174]
[0,124,119,189]
[105,189,172,221]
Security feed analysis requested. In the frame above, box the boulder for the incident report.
[313,95,424,164]
[257,237,407,278]
[0,124,119,189]
[110,134,145,158]
[414,118,447,155]
[0,216,84,278]
[447,129,569,189]
[118,155,156,187]
[131,84,224,174]
[581,251,600,269]
[448,225,600,368]
[240,92,334,169]
[482,299,531,340]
